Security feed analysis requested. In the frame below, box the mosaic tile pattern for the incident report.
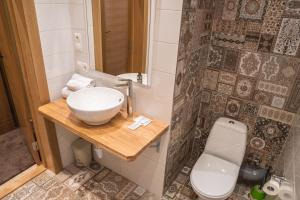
[164,0,215,190]
[239,0,267,20]
[225,98,242,118]
[238,52,261,77]
[261,0,286,35]
[253,117,291,161]
[165,0,300,192]
[259,106,295,125]
[234,76,256,100]
[273,18,300,56]
[3,165,151,200]
[286,76,300,112]
[257,81,289,96]
[222,0,239,21]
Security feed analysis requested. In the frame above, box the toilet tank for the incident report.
[204,117,247,166]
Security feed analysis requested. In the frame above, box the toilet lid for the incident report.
[190,153,240,198]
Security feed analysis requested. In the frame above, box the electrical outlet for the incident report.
[73,32,82,51]
[77,61,89,71]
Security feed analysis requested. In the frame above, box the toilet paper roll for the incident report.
[263,178,280,196]
[279,182,293,200]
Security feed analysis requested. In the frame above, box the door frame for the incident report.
[0,0,62,173]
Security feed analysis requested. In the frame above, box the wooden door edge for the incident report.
[92,0,104,72]
[0,164,46,199]
[1,0,63,173]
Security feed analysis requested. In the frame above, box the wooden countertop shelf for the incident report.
[38,99,169,161]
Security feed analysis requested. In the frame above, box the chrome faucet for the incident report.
[115,78,133,118]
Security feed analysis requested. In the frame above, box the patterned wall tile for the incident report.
[284,0,300,18]
[254,91,272,105]
[245,32,260,44]
[209,92,228,114]
[285,77,300,112]
[222,0,239,20]
[178,11,191,60]
[238,52,262,77]
[223,48,240,72]
[246,21,263,33]
[218,71,237,85]
[234,76,256,100]
[239,114,257,135]
[271,96,286,109]
[241,102,260,117]
[200,90,211,103]
[258,34,275,52]
[276,57,300,87]
[217,83,234,95]
[261,0,286,35]
[250,137,266,150]
[189,10,214,52]
[174,59,186,99]
[225,98,242,117]
[273,18,300,56]
[254,117,290,156]
[259,105,295,125]
[239,0,267,20]
[187,49,206,74]
[243,41,259,52]
[212,18,247,49]
[257,81,289,96]
[212,19,247,35]
[261,55,280,81]
[166,0,300,191]
[203,69,219,90]
[212,33,246,50]
[208,46,225,69]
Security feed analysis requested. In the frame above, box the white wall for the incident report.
[34,0,89,167]
[35,0,183,198]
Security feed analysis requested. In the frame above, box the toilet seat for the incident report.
[190,153,240,199]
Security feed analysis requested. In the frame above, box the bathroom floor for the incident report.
[162,165,250,200]
[0,129,35,185]
[3,164,152,200]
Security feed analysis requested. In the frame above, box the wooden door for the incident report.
[102,0,129,75]
[0,59,16,135]
[128,0,148,74]
[0,5,41,164]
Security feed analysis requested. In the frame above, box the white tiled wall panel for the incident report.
[155,9,182,43]
[153,42,178,74]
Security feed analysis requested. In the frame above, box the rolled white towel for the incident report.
[66,79,90,91]
[71,73,96,87]
[61,87,73,99]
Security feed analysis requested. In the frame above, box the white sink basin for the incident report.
[66,87,125,125]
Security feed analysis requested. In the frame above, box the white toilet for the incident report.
[190,117,247,200]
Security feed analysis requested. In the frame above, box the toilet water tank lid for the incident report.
[190,153,240,198]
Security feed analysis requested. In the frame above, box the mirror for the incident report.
[86,0,153,85]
